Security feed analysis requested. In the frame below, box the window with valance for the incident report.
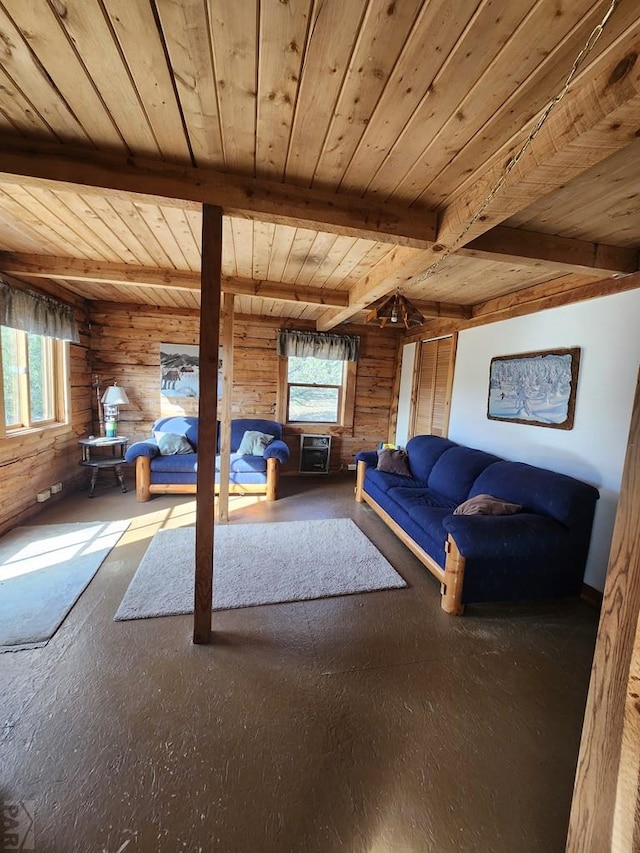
[277,329,360,362]
[277,329,360,427]
[0,280,74,434]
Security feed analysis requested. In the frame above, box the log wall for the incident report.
[0,283,92,535]
[88,302,399,472]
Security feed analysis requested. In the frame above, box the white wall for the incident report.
[395,341,417,447]
[448,288,640,591]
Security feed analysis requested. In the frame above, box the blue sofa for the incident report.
[355,435,599,614]
[125,416,290,501]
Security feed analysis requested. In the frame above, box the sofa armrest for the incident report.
[264,439,290,465]
[125,440,159,463]
[442,513,568,560]
[355,450,378,468]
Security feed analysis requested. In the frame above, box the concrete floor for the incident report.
[1,472,598,852]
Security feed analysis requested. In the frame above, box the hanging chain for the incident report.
[411,0,620,288]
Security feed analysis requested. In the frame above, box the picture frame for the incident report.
[160,344,223,399]
[487,347,580,430]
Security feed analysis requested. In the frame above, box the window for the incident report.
[279,355,356,427]
[286,356,344,423]
[1,326,67,433]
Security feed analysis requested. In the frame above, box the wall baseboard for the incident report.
[581,583,603,609]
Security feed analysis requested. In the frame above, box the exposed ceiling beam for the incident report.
[461,226,638,276]
[0,253,349,307]
[315,215,634,330]
[403,272,640,341]
[222,276,348,307]
[0,139,437,249]
[437,25,640,251]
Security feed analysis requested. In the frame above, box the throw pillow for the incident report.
[376,448,412,477]
[237,430,274,457]
[157,433,195,456]
[453,494,522,516]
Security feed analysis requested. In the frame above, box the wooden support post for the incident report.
[193,204,222,645]
[567,369,640,851]
[266,456,278,502]
[217,292,234,523]
[441,535,465,615]
[135,456,151,502]
[355,460,366,502]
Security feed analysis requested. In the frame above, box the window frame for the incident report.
[278,356,357,432]
[0,326,69,438]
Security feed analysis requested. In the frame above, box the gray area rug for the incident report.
[114,518,406,620]
[0,521,129,651]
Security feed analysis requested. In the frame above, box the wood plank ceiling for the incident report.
[0,0,638,331]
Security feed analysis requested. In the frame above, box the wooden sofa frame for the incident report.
[355,460,465,615]
[134,455,280,502]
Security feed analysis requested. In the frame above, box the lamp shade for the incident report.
[101,385,129,406]
[365,291,425,330]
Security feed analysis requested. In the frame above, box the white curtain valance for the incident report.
[277,329,360,362]
[0,280,80,343]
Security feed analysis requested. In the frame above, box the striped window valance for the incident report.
[277,329,360,362]
[0,280,79,343]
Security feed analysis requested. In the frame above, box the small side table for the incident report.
[79,436,129,498]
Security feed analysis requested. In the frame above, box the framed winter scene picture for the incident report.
[487,347,580,430]
[160,343,223,399]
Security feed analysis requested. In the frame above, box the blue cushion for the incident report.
[405,435,457,481]
[427,446,502,505]
[365,468,426,495]
[355,450,378,468]
[263,439,290,465]
[150,454,198,474]
[470,461,599,530]
[125,440,159,462]
[406,505,452,548]
[387,487,457,512]
[150,471,196,485]
[226,453,268,474]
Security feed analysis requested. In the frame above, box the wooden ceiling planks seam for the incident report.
[363,0,543,202]
[310,0,425,189]
[206,0,259,172]
[48,0,166,156]
[101,0,193,162]
[255,0,311,180]
[0,185,97,259]
[430,0,640,208]
[399,0,607,206]
[283,0,368,186]
[0,2,95,145]
[154,0,225,168]
[506,139,640,245]
[336,0,483,197]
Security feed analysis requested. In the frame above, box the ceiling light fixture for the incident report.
[365,291,425,330]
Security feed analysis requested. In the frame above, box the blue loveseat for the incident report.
[355,435,599,614]
[125,416,290,501]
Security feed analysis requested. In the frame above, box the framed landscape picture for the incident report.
[160,344,223,400]
[487,347,580,430]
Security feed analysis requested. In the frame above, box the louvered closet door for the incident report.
[411,336,455,437]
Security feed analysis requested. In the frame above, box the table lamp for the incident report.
[101,384,129,437]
